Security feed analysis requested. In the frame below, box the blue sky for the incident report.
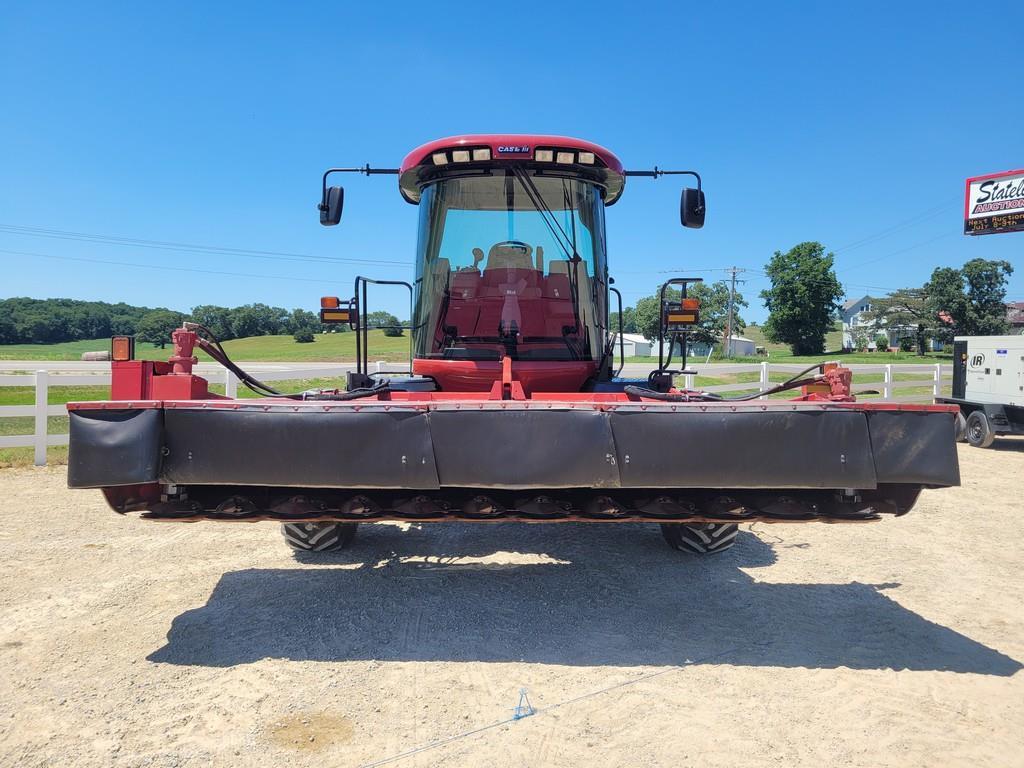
[1,1,1021,323]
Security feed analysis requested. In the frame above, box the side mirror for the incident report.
[319,186,344,226]
[680,187,705,229]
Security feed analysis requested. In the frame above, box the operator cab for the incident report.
[415,171,607,363]
[400,137,624,390]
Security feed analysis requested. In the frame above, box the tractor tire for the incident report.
[660,522,739,554]
[954,411,968,443]
[965,410,995,449]
[281,522,358,552]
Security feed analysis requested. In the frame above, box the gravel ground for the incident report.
[1,441,1022,768]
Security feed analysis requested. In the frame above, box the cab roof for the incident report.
[398,134,625,205]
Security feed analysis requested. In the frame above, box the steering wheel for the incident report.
[491,240,531,254]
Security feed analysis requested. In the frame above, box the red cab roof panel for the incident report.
[398,134,625,205]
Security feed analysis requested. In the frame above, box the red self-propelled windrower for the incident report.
[66,135,961,555]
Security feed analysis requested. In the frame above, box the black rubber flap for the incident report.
[67,409,163,488]
[427,408,620,489]
[610,408,878,489]
[161,408,439,489]
[867,410,960,486]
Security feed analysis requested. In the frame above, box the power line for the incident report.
[0,222,410,267]
[837,231,959,273]
[832,198,960,254]
[0,247,407,285]
[612,267,740,276]
[743,269,900,294]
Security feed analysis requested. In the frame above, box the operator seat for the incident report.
[440,256,482,339]
[481,242,542,337]
[485,242,534,271]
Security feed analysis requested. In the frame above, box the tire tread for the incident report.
[281,522,357,551]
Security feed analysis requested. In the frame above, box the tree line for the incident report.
[4,249,1013,355]
[861,259,1015,352]
[0,297,404,347]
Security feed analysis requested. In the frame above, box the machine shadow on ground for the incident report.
[989,437,1024,452]
[149,523,1021,676]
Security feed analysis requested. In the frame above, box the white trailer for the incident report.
[937,335,1024,447]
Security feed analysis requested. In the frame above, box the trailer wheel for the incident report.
[281,522,358,552]
[965,410,995,449]
[660,523,739,554]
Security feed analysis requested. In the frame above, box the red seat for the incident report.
[542,261,577,336]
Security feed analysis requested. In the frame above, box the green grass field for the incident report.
[1,326,951,366]
[737,324,950,364]
[0,330,413,363]
[622,325,949,365]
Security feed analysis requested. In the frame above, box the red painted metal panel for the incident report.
[413,358,597,395]
[71,397,957,414]
[399,134,624,176]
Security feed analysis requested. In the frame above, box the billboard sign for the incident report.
[964,168,1024,235]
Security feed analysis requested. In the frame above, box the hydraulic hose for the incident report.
[624,385,721,402]
[625,374,821,402]
[296,381,391,400]
[185,323,388,401]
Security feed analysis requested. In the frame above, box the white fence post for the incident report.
[759,362,770,400]
[34,370,48,466]
[883,364,893,401]
[684,373,695,390]
[225,369,238,399]
[933,363,942,398]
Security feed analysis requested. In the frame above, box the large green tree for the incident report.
[961,258,1014,335]
[289,308,320,343]
[633,282,746,346]
[0,315,17,344]
[366,310,403,337]
[863,288,937,355]
[760,242,844,355]
[190,305,236,340]
[925,258,1014,340]
[229,303,289,338]
[609,306,638,335]
[136,310,185,348]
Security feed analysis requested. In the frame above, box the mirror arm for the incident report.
[624,168,703,210]
[321,165,400,207]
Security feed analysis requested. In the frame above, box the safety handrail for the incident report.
[354,276,415,376]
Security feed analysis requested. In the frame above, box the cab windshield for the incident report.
[412,171,608,362]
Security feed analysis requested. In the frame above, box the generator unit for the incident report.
[939,335,1024,447]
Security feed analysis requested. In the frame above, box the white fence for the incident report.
[0,365,365,466]
[1,362,950,467]
[680,362,950,402]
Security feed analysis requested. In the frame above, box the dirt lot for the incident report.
[1,442,1022,768]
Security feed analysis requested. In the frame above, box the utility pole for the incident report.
[724,267,746,357]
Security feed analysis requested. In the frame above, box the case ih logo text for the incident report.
[497,145,530,154]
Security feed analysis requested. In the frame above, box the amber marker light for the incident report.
[111,336,135,361]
